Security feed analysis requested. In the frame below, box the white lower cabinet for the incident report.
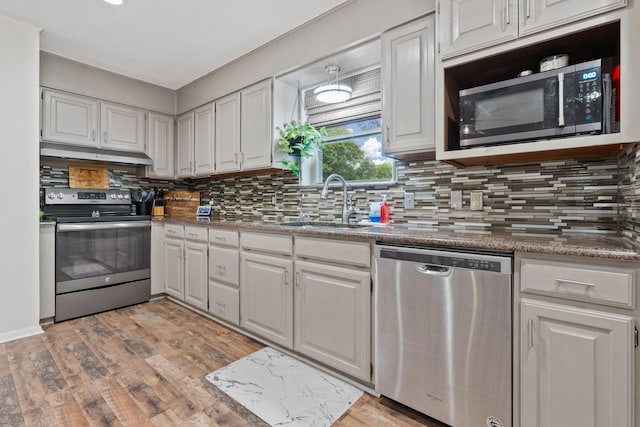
[294,260,371,380]
[521,299,633,427]
[150,221,165,295]
[163,224,208,310]
[208,228,240,325]
[184,240,208,311]
[164,235,184,299]
[240,251,294,348]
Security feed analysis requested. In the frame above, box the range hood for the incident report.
[40,142,153,166]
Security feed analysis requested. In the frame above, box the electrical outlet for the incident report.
[450,190,462,209]
[404,192,415,209]
[470,190,483,210]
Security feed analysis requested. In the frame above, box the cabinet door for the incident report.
[184,240,208,311]
[100,102,146,153]
[164,237,184,300]
[215,93,241,173]
[41,90,99,147]
[146,112,175,178]
[294,260,371,381]
[520,0,626,37]
[240,252,293,348]
[438,0,517,59]
[150,222,165,295]
[241,80,272,171]
[176,111,194,178]
[521,299,633,427]
[382,15,436,156]
[194,103,215,176]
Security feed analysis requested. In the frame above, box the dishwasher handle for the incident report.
[416,264,451,276]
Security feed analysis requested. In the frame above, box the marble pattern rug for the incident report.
[205,347,364,426]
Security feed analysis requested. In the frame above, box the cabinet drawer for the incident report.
[164,223,184,238]
[240,231,292,256]
[521,258,635,308]
[209,228,239,247]
[208,281,239,325]
[184,225,208,242]
[295,236,371,268]
[209,246,239,287]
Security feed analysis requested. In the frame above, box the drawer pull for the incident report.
[528,318,534,349]
[214,236,226,241]
[555,278,596,288]
[215,264,226,270]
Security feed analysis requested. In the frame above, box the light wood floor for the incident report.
[0,299,445,426]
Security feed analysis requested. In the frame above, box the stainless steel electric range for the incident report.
[43,188,151,322]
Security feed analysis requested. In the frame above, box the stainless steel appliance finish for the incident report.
[44,188,151,322]
[458,58,612,148]
[374,244,513,427]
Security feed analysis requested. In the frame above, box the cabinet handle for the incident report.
[385,126,390,144]
[234,153,238,165]
[214,236,226,241]
[284,270,289,286]
[188,232,197,237]
[557,73,565,127]
[215,264,226,270]
[528,318,534,349]
[526,0,531,18]
[503,0,510,25]
[92,130,96,141]
[554,278,596,288]
[240,152,244,167]
[295,271,300,287]
[103,131,108,143]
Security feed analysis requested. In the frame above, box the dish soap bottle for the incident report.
[380,195,390,223]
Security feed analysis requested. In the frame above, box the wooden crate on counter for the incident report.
[164,191,200,218]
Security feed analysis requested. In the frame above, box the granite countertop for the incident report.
[155,217,640,261]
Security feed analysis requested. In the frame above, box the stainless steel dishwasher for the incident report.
[374,244,513,427]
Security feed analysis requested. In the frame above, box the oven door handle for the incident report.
[57,221,151,232]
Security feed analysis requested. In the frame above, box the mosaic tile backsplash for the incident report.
[40,142,640,243]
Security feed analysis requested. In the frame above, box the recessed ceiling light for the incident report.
[104,0,124,5]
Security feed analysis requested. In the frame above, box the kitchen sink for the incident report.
[276,221,372,229]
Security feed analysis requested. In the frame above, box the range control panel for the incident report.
[44,188,131,205]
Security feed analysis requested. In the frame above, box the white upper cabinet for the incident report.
[438,0,627,59]
[438,0,517,59]
[194,102,215,177]
[520,0,626,36]
[216,80,273,173]
[146,112,175,178]
[241,80,272,171]
[382,15,436,157]
[215,92,241,173]
[41,89,99,147]
[100,102,146,153]
[176,111,194,178]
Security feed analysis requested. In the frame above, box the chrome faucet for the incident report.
[298,193,312,222]
[320,174,354,224]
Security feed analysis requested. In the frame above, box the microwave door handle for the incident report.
[558,72,565,127]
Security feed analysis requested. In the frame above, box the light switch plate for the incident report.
[404,192,415,209]
[450,190,462,209]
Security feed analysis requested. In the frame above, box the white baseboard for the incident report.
[0,325,44,343]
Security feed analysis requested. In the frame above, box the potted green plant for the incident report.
[277,120,327,175]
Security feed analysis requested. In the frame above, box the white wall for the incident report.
[40,52,176,115]
[0,15,42,342]
[177,0,435,113]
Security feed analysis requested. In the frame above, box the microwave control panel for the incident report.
[575,67,602,126]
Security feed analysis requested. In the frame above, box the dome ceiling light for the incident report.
[314,64,352,104]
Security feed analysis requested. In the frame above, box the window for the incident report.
[301,66,395,185]
[321,117,394,182]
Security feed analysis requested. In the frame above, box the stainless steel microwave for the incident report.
[458,59,615,148]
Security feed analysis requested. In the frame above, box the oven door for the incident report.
[55,221,150,294]
[459,69,577,148]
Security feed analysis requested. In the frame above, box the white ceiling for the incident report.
[0,0,350,90]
